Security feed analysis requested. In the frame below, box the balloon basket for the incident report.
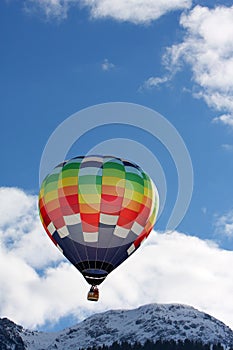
[87,287,99,302]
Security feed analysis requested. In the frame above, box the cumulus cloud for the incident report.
[1,187,233,330]
[23,0,192,23]
[0,187,63,269]
[214,210,233,237]
[101,58,115,71]
[81,0,192,24]
[162,5,233,127]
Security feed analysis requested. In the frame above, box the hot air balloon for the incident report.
[39,156,159,301]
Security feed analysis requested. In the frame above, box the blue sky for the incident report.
[1,0,233,332]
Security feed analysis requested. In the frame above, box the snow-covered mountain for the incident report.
[1,304,233,350]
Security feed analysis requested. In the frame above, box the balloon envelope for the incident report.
[39,156,159,285]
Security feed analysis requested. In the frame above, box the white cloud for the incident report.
[24,0,74,20]
[0,187,63,269]
[107,232,233,331]
[221,144,233,152]
[163,5,233,127]
[0,187,34,227]
[1,187,233,331]
[214,210,233,237]
[101,58,115,71]
[81,0,192,24]
[213,114,233,127]
[142,76,170,89]
[23,0,192,23]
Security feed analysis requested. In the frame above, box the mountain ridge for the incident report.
[0,303,233,350]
